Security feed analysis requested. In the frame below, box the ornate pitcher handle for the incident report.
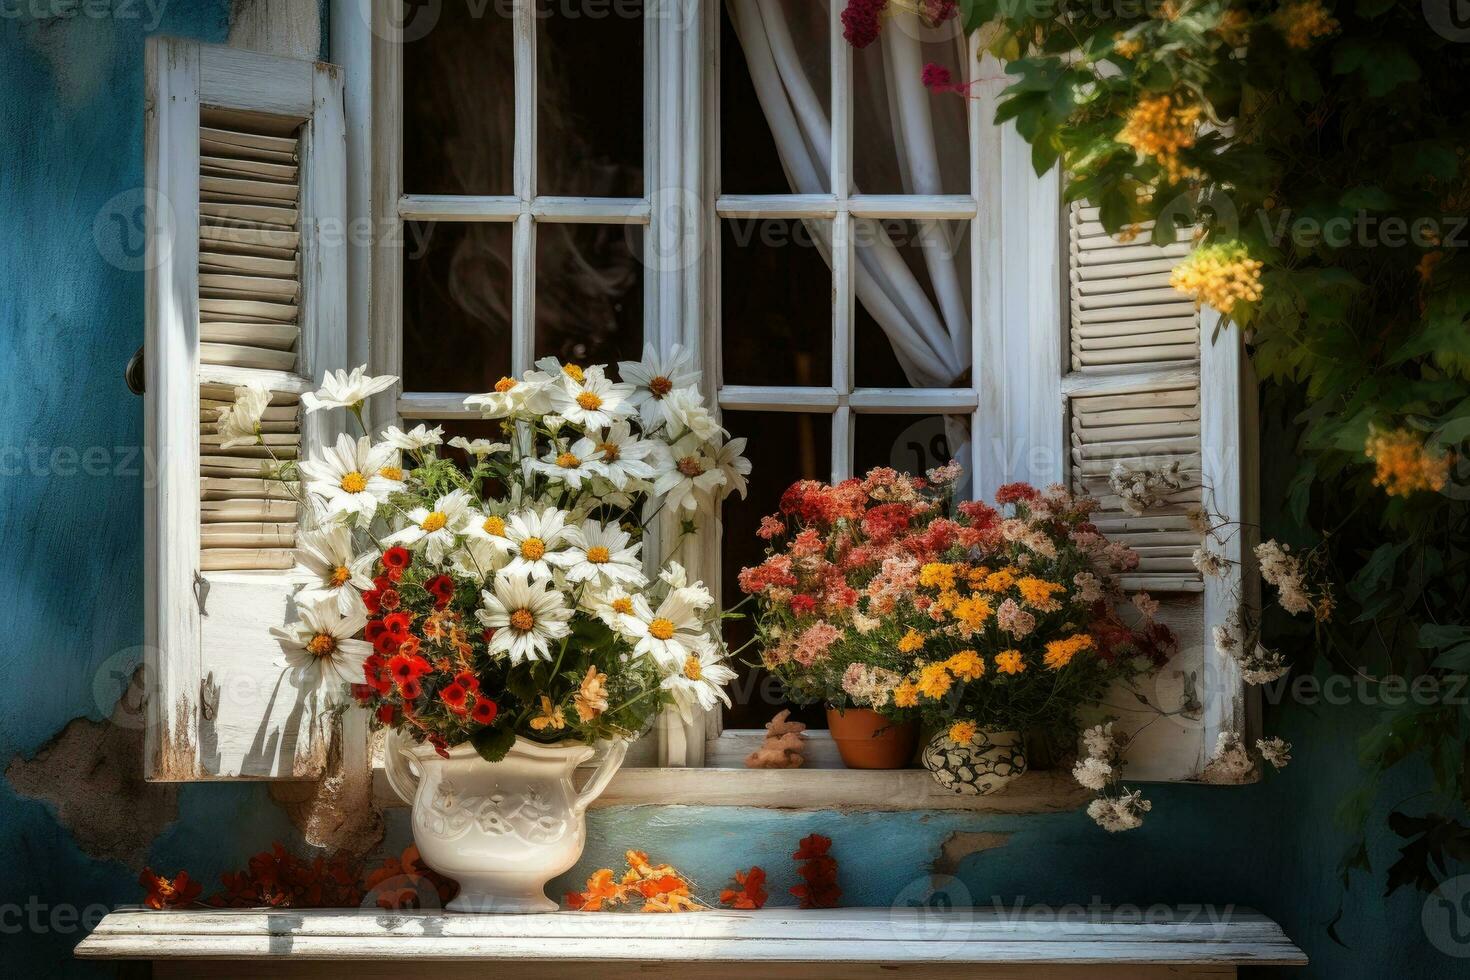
[382,731,421,806]
[573,739,628,816]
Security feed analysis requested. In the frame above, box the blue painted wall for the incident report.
[0,6,1459,978]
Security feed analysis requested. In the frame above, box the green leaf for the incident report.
[1418,624,1470,649]
[958,0,995,32]
[471,724,516,763]
[1332,39,1420,97]
[1339,186,1394,211]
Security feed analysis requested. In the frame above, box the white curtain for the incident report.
[724,0,973,391]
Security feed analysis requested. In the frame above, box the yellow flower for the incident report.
[953,596,993,631]
[980,568,1017,593]
[1016,577,1065,609]
[1272,0,1338,50]
[1169,242,1264,315]
[995,649,1026,675]
[918,562,957,591]
[1118,92,1202,184]
[948,721,978,745]
[529,695,566,732]
[892,681,920,709]
[574,665,609,723]
[1043,633,1095,670]
[917,663,953,700]
[946,649,985,681]
[1112,33,1141,59]
[1364,426,1452,497]
[897,629,926,654]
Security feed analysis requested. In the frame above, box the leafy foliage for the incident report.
[942,0,1470,895]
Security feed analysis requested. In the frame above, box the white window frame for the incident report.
[334,1,1241,805]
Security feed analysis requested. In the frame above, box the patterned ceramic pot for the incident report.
[384,732,627,912]
[921,729,1027,795]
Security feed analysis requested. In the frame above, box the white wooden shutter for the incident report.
[144,38,346,780]
[1064,202,1255,780]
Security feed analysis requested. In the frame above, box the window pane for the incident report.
[402,221,513,392]
[435,419,510,486]
[402,0,515,196]
[720,1,830,194]
[721,218,832,387]
[537,0,644,198]
[854,220,971,388]
[851,13,970,195]
[721,410,832,731]
[853,413,964,478]
[535,225,644,367]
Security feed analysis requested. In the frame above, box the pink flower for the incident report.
[841,0,888,49]
[997,598,1036,639]
[794,621,841,666]
[757,515,786,540]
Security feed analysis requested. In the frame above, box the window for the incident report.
[139,3,1253,796]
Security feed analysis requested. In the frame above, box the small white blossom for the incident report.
[1257,736,1292,769]
[1073,756,1113,791]
[216,381,272,449]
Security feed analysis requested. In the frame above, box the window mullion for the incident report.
[511,0,537,375]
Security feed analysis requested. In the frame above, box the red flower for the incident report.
[382,546,411,576]
[424,575,455,609]
[791,834,840,909]
[454,671,480,693]
[792,833,832,860]
[382,611,413,637]
[388,653,431,690]
[139,868,203,910]
[439,683,470,715]
[378,588,402,611]
[429,734,450,759]
[995,481,1040,505]
[719,866,768,910]
[756,515,786,540]
[400,678,423,701]
[840,0,887,49]
[471,696,499,725]
[789,594,817,615]
[376,703,397,725]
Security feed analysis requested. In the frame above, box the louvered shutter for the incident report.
[1065,202,1255,780]
[144,38,346,780]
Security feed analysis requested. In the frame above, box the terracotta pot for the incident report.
[825,707,918,769]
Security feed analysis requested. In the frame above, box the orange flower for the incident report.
[995,649,1026,675]
[1365,426,1452,497]
[791,834,840,909]
[565,868,630,911]
[720,867,769,910]
[139,868,203,910]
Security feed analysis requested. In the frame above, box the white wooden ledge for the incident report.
[77,906,1305,979]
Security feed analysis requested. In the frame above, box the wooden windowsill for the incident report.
[370,762,1093,813]
[76,906,1307,978]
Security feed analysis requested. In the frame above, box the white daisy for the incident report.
[661,386,724,442]
[617,343,702,430]
[464,374,553,419]
[624,590,713,670]
[562,520,647,589]
[502,507,579,581]
[658,561,715,611]
[710,435,751,502]
[449,536,509,582]
[584,421,660,490]
[652,432,728,511]
[448,436,509,457]
[382,423,443,452]
[294,525,375,615]
[660,647,735,724]
[301,365,398,413]
[386,488,476,564]
[216,381,272,449]
[270,596,373,703]
[547,367,635,429]
[476,573,572,664]
[583,585,642,637]
[529,437,604,488]
[299,433,399,526]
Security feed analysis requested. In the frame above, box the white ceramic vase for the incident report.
[921,729,1027,795]
[384,731,627,913]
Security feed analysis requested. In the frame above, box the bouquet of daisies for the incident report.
[220,349,748,761]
